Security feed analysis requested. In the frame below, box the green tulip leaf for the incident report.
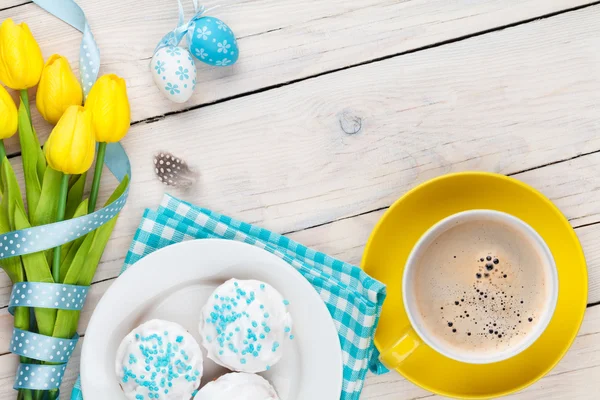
[0,160,26,284]
[53,176,129,339]
[78,175,129,286]
[1,155,25,229]
[61,231,94,286]
[65,173,86,220]
[59,199,89,281]
[18,102,42,218]
[14,203,56,336]
[32,167,62,226]
[31,126,47,182]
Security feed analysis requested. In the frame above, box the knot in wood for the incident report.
[338,110,362,135]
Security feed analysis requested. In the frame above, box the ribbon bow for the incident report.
[154,0,213,53]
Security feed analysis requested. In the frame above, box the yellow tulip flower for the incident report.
[0,19,44,90]
[44,105,96,175]
[36,55,83,124]
[0,84,17,139]
[85,74,131,142]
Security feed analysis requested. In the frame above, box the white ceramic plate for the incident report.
[81,239,343,400]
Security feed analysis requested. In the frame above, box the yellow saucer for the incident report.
[362,172,588,399]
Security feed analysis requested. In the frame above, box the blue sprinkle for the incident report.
[241,358,247,364]
[290,335,295,340]
[176,336,184,343]
[283,299,290,305]
[260,284,265,290]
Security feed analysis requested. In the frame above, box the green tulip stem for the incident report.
[19,90,32,124]
[52,174,70,282]
[88,142,107,213]
[15,92,33,397]
[0,140,6,162]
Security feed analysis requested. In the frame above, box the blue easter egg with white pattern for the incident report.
[187,17,239,66]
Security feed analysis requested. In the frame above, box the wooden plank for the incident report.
[0,5,600,308]
[516,153,600,228]
[0,2,29,11]
[0,0,595,155]
[0,3,598,398]
[57,3,600,237]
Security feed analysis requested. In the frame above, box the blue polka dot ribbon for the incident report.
[10,328,79,364]
[14,364,67,391]
[8,282,89,315]
[8,282,88,390]
[3,0,132,393]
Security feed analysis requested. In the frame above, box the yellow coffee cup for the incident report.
[379,210,558,369]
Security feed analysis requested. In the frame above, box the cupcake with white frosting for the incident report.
[194,372,279,400]
[199,279,293,373]
[115,319,203,399]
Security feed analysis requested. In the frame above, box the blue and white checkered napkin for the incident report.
[71,194,387,400]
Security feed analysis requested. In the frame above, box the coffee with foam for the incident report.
[409,218,553,359]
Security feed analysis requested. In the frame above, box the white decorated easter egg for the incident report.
[187,17,239,66]
[150,46,197,103]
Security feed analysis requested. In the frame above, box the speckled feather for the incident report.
[153,152,196,187]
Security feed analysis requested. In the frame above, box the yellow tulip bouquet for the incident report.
[0,18,130,400]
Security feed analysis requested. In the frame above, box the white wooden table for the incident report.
[1,0,600,398]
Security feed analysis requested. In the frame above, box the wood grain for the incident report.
[0,0,595,155]
[0,1,599,399]
[56,3,600,238]
[0,5,599,308]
